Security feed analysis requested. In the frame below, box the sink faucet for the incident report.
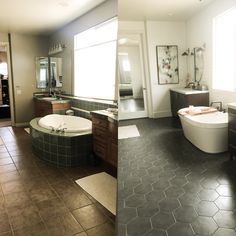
[185,82,195,88]
[210,101,223,111]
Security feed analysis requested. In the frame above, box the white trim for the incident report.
[152,111,172,118]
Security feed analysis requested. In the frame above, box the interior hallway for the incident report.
[0,127,115,236]
[118,118,236,236]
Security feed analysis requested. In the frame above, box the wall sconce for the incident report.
[182,48,190,56]
[48,43,65,56]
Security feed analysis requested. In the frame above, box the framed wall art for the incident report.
[156,45,179,84]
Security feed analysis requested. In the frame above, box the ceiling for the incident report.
[118,0,216,21]
[0,0,106,35]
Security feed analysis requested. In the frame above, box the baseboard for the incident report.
[14,122,29,127]
[152,110,172,118]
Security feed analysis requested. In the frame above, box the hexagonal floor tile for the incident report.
[213,210,236,228]
[127,217,152,236]
[213,228,236,236]
[195,201,218,217]
[152,178,170,191]
[174,206,197,223]
[134,184,152,195]
[145,190,165,203]
[118,208,137,224]
[198,189,219,201]
[169,176,188,187]
[159,198,180,212]
[191,216,218,235]
[125,194,145,208]
[151,211,175,230]
[178,193,200,206]
[183,182,202,194]
[165,186,184,198]
[200,178,219,189]
[145,229,167,236]
[216,185,233,197]
[167,222,194,236]
[215,196,236,211]
[137,202,159,217]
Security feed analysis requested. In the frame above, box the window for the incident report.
[74,18,117,100]
[213,7,236,90]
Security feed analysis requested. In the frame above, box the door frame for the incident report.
[0,41,15,126]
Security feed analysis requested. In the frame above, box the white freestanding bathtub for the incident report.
[178,107,228,154]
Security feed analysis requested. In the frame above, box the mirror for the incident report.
[118,34,146,116]
[193,47,204,84]
[36,57,63,89]
[50,57,62,88]
[36,57,49,88]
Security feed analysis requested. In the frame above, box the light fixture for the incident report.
[48,43,65,56]
[182,48,190,56]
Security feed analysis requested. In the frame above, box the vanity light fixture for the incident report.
[48,43,65,56]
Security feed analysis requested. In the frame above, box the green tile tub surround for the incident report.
[30,118,92,167]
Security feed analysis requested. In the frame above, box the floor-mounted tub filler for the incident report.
[30,114,92,167]
[178,106,228,154]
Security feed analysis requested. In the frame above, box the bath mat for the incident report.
[24,128,30,134]
[75,172,117,215]
[118,125,140,139]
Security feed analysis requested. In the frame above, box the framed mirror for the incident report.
[35,57,49,88]
[194,47,204,84]
[50,57,62,88]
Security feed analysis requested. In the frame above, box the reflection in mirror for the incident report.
[50,57,62,88]
[118,37,145,113]
[36,57,49,88]
[194,46,204,84]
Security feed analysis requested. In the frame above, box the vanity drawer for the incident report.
[92,117,108,129]
[229,113,236,130]
[93,143,107,159]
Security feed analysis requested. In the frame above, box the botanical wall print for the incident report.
[156,45,179,84]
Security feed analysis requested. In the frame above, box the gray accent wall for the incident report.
[49,0,118,94]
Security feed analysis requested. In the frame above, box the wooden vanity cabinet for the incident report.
[34,98,70,117]
[228,107,236,159]
[170,90,209,117]
[92,113,117,167]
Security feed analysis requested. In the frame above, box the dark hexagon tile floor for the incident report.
[118,118,236,236]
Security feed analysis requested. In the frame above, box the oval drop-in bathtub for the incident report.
[38,114,92,134]
[178,107,228,153]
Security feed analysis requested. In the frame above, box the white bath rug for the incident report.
[24,128,30,134]
[75,172,117,215]
[118,125,140,139]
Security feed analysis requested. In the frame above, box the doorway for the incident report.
[118,34,148,120]
[0,42,14,127]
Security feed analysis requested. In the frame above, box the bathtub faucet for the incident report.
[210,101,223,112]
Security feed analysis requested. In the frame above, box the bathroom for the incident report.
[0,0,118,235]
[118,0,236,236]
[1,0,236,236]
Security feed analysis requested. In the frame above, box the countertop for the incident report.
[228,103,236,109]
[34,96,70,104]
[170,87,209,95]
[91,109,118,122]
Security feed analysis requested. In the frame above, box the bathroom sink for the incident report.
[41,97,58,101]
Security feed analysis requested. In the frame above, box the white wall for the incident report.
[186,0,236,109]
[49,0,117,94]
[146,21,187,118]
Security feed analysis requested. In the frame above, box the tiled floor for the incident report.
[0,126,115,236]
[118,117,236,236]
